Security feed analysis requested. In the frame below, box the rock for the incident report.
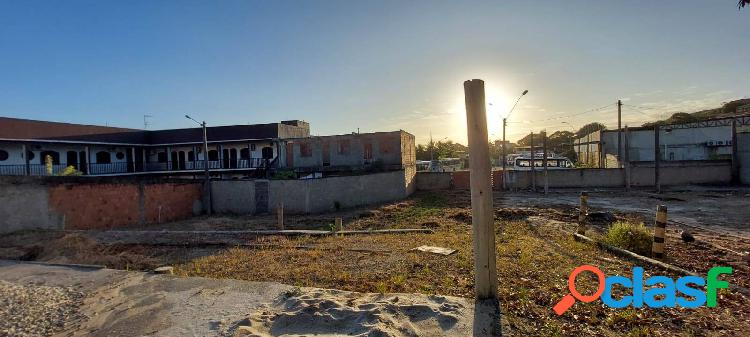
[154,266,174,275]
[234,325,256,336]
[680,231,695,243]
[587,211,616,223]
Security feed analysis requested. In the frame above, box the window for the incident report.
[115,152,125,160]
[96,151,111,164]
[188,151,195,161]
[363,143,373,160]
[157,152,168,163]
[66,151,78,165]
[250,144,256,151]
[0,150,8,161]
[26,151,35,161]
[379,139,394,154]
[299,143,312,157]
[338,140,350,154]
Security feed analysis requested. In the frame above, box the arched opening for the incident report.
[39,151,60,165]
[66,151,78,168]
[208,150,219,161]
[261,147,273,160]
[96,151,111,164]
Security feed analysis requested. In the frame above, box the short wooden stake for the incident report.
[577,192,588,235]
[653,205,667,259]
[464,79,498,300]
[335,217,343,232]
[277,202,284,230]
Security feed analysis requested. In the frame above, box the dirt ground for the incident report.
[1,189,749,336]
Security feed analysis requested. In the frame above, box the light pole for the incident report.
[501,89,528,190]
[186,115,212,215]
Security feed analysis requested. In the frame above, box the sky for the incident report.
[1,1,748,144]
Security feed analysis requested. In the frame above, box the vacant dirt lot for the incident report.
[1,190,749,336]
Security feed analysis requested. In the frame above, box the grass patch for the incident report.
[604,221,653,256]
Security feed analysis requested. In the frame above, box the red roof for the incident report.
[0,117,139,140]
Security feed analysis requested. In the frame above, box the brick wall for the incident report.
[452,171,471,189]
[143,183,202,224]
[48,181,201,230]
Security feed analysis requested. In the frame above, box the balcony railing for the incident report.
[0,157,275,177]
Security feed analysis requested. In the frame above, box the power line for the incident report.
[507,103,615,124]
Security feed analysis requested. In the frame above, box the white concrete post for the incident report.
[277,202,284,230]
[464,79,498,300]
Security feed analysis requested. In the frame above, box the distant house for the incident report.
[0,117,415,178]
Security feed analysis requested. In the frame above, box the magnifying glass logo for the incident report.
[553,265,606,315]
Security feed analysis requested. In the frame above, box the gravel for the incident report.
[0,280,84,336]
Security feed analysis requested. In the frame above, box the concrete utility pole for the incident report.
[731,119,739,184]
[624,126,631,192]
[530,132,536,192]
[187,115,213,215]
[654,125,661,194]
[463,79,498,300]
[502,90,528,191]
[542,131,549,195]
[617,100,622,167]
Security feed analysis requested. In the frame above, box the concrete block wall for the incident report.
[415,172,452,190]
[415,161,733,191]
[209,170,415,215]
[0,177,202,233]
[211,180,256,214]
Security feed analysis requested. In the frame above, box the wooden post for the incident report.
[277,202,284,230]
[542,131,548,195]
[652,205,667,259]
[654,126,661,194]
[530,132,536,192]
[577,191,588,235]
[335,217,343,232]
[624,126,631,192]
[464,79,498,300]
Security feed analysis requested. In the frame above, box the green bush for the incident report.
[604,221,653,256]
[271,170,296,180]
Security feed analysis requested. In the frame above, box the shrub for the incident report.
[271,169,296,180]
[604,221,653,256]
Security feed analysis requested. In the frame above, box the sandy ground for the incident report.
[0,260,502,337]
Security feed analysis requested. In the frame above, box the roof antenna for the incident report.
[144,115,153,129]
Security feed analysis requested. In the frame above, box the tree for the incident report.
[576,122,607,138]
[741,0,749,9]
[415,140,468,160]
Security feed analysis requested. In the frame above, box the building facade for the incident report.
[0,117,415,178]
[574,115,750,169]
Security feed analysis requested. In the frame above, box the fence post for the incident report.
[335,217,343,232]
[652,205,667,259]
[464,79,498,300]
[277,202,284,230]
[577,191,588,235]
[654,126,661,193]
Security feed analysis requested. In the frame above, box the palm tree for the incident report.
[741,0,750,9]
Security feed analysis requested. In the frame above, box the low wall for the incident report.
[415,172,452,190]
[211,170,414,215]
[0,176,203,233]
[415,161,733,191]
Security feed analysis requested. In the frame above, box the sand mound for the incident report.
[235,289,469,337]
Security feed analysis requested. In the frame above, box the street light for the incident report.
[185,115,212,215]
[502,90,528,190]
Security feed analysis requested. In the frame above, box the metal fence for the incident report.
[0,157,273,176]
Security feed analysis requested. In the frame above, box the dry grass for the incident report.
[4,191,749,336]
[172,193,750,336]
